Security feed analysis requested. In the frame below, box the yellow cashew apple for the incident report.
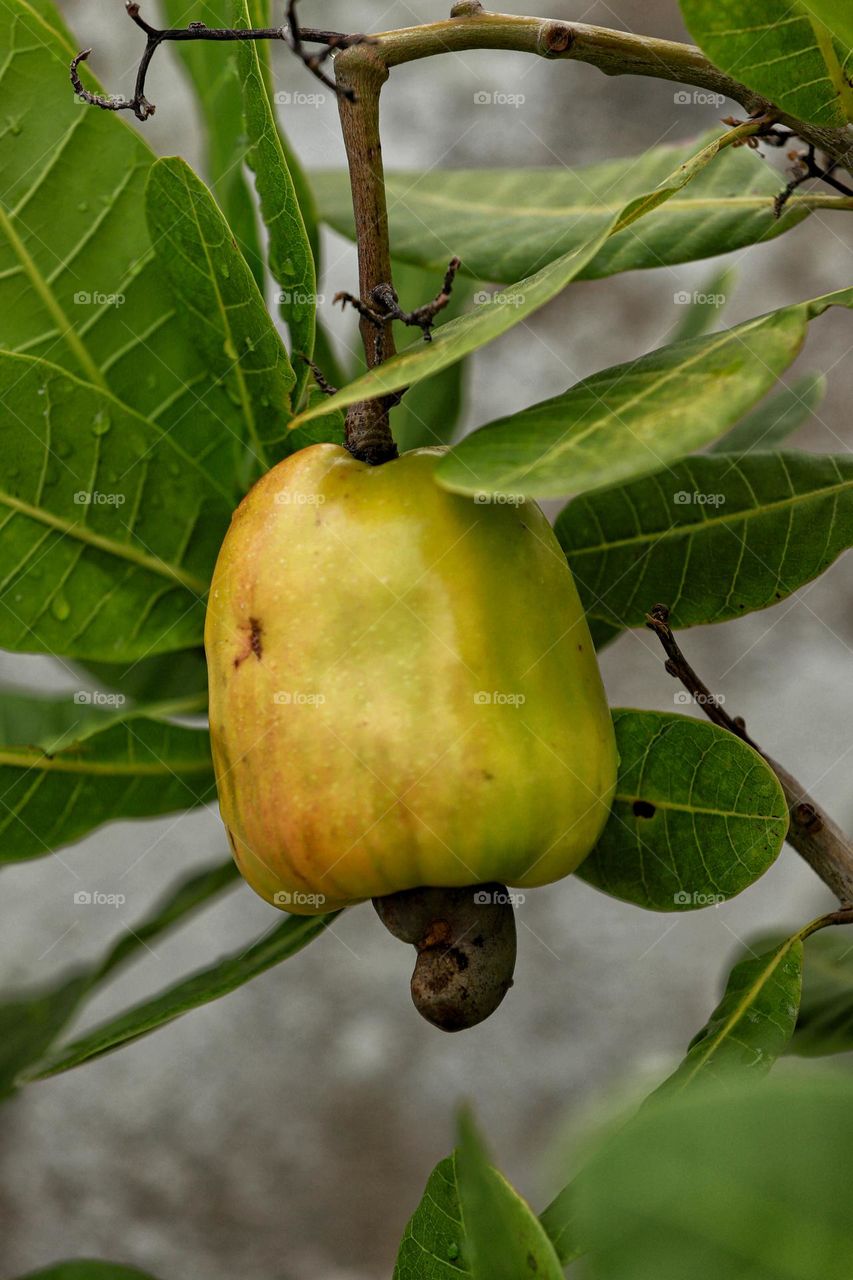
[205,444,617,915]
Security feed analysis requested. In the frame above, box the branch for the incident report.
[332,43,399,465]
[646,604,853,905]
[70,1,370,121]
[369,11,853,176]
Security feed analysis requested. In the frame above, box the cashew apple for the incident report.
[205,445,617,915]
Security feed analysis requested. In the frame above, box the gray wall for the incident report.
[2,2,851,1277]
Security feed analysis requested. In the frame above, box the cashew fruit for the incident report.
[205,444,617,915]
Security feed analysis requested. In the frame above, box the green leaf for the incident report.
[538,1182,581,1269]
[711,372,827,453]
[161,0,266,292]
[29,912,338,1079]
[578,710,788,912]
[0,354,229,660]
[556,452,853,632]
[456,1110,563,1280]
[236,1,317,402]
[0,1,253,493]
[671,264,737,342]
[79,648,208,706]
[657,936,804,1093]
[800,0,853,53]
[436,288,853,499]
[573,1071,853,1280]
[312,136,815,284]
[0,687,125,753]
[679,0,853,126]
[0,859,237,1097]
[17,1262,161,1279]
[145,157,295,476]
[292,126,767,429]
[0,707,214,862]
[789,927,853,1057]
[394,1156,472,1279]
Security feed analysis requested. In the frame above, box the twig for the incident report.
[646,604,853,905]
[774,142,853,218]
[70,1,371,121]
[334,257,462,346]
[372,257,462,342]
[300,356,338,398]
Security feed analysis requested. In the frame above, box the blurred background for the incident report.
[1,1,851,1276]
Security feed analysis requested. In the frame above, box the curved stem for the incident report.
[369,12,853,175]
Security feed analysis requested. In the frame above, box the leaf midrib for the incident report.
[616,792,783,821]
[0,746,212,776]
[0,203,106,391]
[481,310,783,490]
[0,489,208,595]
[675,939,800,1089]
[367,187,794,221]
[567,472,851,554]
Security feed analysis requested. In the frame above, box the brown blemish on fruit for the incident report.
[233,617,264,669]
